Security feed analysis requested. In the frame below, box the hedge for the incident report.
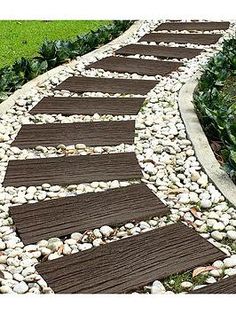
[194,37,236,182]
[0,20,133,102]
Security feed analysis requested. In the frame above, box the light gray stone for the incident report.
[13,281,29,294]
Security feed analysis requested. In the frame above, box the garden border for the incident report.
[178,75,236,208]
[0,20,143,115]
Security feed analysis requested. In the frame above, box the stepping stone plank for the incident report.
[116,44,203,59]
[12,121,135,149]
[139,33,222,45]
[55,76,157,95]
[86,56,182,76]
[29,97,145,116]
[191,275,236,294]
[155,21,230,31]
[3,152,142,187]
[10,183,169,244]
[36,222,225,293]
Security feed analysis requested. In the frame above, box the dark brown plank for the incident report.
[55,76,157,95]
[139,33,222,45]
[12,121,135,149]
[86,56,182,76]
[156,21,230,31]
[36,222,226,294]
[3,152,142,187]
[191,275,236,294]
[29,97,145,115]
[116,44,203,59]
[10,183,169,244]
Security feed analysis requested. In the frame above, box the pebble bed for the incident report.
[1,20,236,294]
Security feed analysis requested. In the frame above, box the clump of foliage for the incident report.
[0,20,133,101]
[194,37,236,183]
[163,271,208,293]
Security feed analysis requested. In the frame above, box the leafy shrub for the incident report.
[0,20,133,102]
[194,37,236,182]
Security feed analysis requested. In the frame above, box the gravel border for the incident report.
[178,77,236,208]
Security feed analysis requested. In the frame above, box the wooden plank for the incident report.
[156,21,230,31]
[29,97,145,116]
[191,275,236,294]
[12,121,135,149]
[116,44,203,59]
[10,183,169,244]
[3,152,142,187]
[55,76,157,95]
[36,222,226,293]
[86,56,182,76]
[139,33,222,45]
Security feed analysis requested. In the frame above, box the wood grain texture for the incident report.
[29,97,145,116]
[156,21,230,31]
[12,121,136,149]
[116,44,203,59]
[3,152,142,187]
[86,56,182,76]
[36,222,226,294]
[55,76,157,95]
[191,275,236,294]
[139,33,222,45]
[10,183,169,244]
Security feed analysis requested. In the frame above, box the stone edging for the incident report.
[178,76,236,208]
[0,20,143,115]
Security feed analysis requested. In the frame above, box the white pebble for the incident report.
[200,199,212,209]
[13,281,29,294]
[213,222,225,231]
[224,268,236,276]
[227,230,236,240]
[78,243,93,251]
[212,260,224,268]
[211,231,223,241]
[151,280,166,294]
[224,255,236,268]
[100,225,114,237]
[197,174,208,187]
[0,286,13,293]
[71,232,83,241]
[180,281,193,289]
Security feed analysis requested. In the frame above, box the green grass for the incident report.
[163,271,209,293]
[0,20,110,68]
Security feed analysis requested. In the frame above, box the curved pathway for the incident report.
[0,20,236,294]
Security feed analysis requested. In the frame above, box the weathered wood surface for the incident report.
[10,183,169,244]
[36,223,225,293]
[155,21,230,31]
[29,97,145,115]
[116,44,203,59]
[12,121,136,149]
[55,76,157,95]
[86,56,182,76]
[139,33,222,45]
[3,152,142,187]
[191,275,236,294]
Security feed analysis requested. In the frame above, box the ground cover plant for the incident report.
[194,38,236,183]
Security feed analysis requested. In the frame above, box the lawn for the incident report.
[0,20,110,68]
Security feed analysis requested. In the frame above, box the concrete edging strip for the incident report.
[178,76,236,208]
[0,21,143,115]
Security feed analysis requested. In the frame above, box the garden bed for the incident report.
[0,20,133,102]
[0,20,111,68]
[194,38,236,184]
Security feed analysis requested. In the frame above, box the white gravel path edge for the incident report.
[178,75,236,208]
[0,20,143,115]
